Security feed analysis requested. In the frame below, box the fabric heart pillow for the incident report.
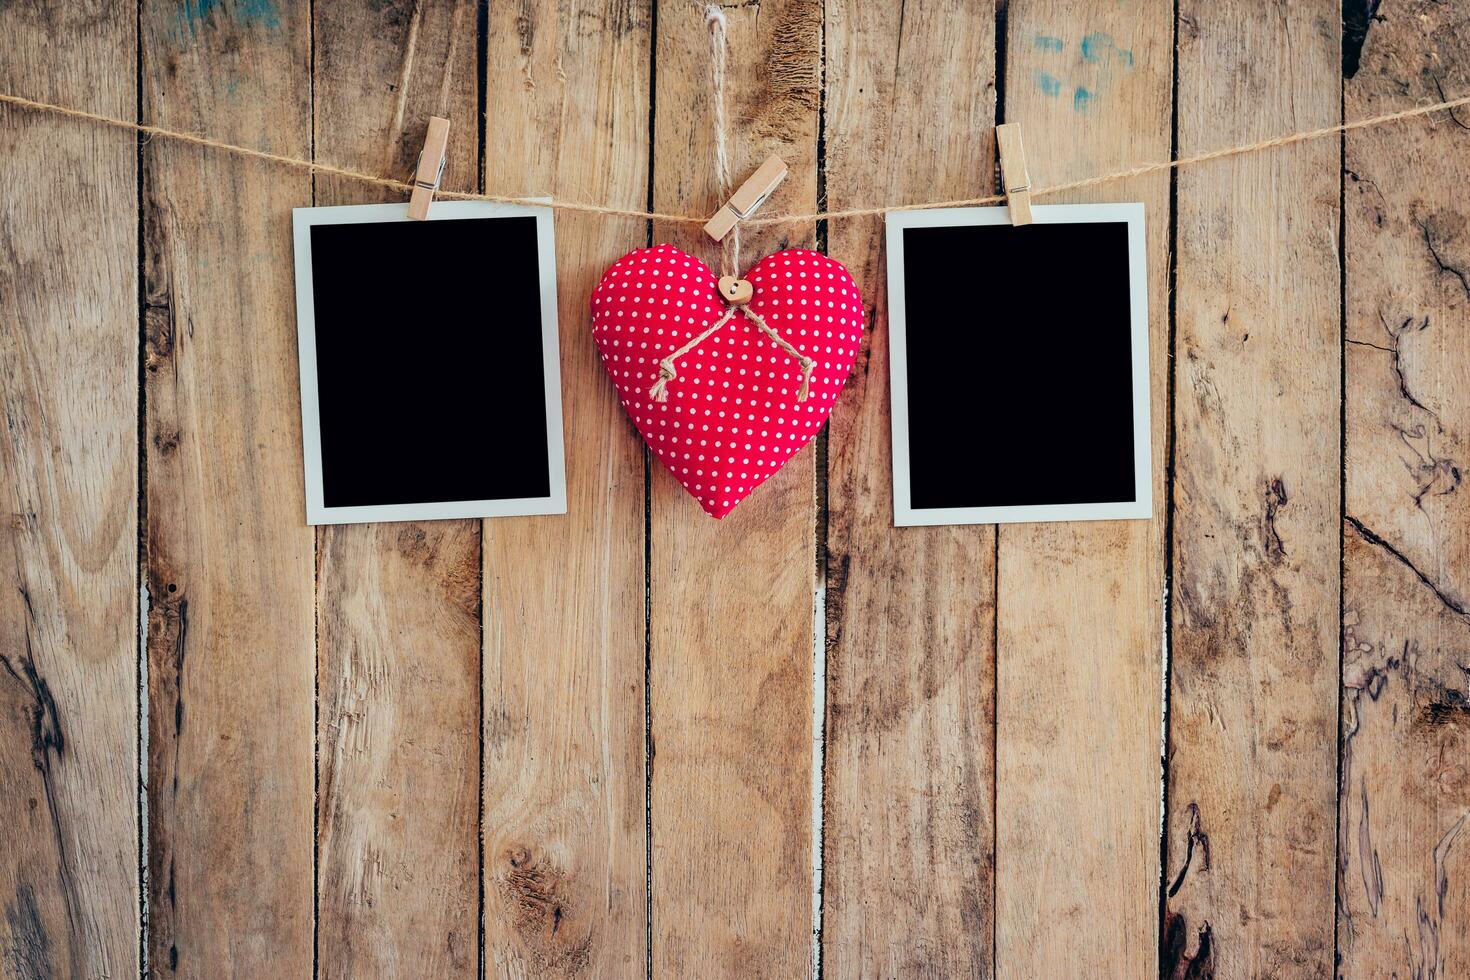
[591,245,864,518]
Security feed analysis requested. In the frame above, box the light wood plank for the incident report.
[1340,4,1470,974]
[821,3,997,976]
[480,3,651,976]
[992,5,1172,977]
[310,4,482,977]
[0,4,139,978]
[649,1,821,975]
[1165,2,1341,975]
[141,2,315,973]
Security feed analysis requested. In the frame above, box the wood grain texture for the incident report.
[141,1,315,973]
[649,1,820,975]
[480,2,651,976]
[311,4,482,976]
[993,4,1171,977]
[821,3,997,976]
[0,4,139,978]
[1165,2,1341,976]
[1340,4,1470,975]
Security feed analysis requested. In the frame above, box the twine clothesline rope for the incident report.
[1,87,1466,227]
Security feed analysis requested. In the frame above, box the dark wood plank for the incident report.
[141,1,315,972]
[0,4,139,977]
[311,3,482,976]
[480,2,652,975]
[649,1,821,974]
[1165,2,1341,975]
[1340,3,1470,974]
[821,2,997,975]
[995,3,1171,975]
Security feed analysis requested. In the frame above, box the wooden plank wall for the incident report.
[481,2,650,975]
[3,2,1470,978]
[1166,3,1342,976]
[1339,2,1470,978]
[140,1,317,973]
[1,5,139,980]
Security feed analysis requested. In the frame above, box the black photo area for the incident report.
[901,221,1137,510]
[309,216,551,508]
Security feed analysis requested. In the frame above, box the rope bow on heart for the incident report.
[647,5,817,407]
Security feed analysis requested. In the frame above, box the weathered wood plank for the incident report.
[821,3,997,976]
[1339,528,1470,978]
[480,3,651,976]
[993,5,1171,976]
[1165,3,1341,976]
[141,2,315,973]
[0,4,139,978]
[649,1,821,974]
[1340,4,1470,975]
[310,4,482,977]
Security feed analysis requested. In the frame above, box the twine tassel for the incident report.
[797,357,815,402]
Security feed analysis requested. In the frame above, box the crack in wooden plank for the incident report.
[1345,516,1469,619]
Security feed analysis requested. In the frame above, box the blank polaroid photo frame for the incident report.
[292,201,566,525]
[885,203,1151,527]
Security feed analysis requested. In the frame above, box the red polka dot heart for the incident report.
[591,245,864,519]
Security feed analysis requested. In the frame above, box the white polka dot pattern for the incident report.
[591,244,865,519]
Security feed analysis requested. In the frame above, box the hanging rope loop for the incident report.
[644,9,816,407]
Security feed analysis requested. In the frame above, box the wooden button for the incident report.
[717,275,754,306]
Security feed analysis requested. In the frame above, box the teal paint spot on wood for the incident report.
[1080,32,1110,61]
[1081,32,1133,68]
[1034,70,1062,97]
[240,0,280,26]
[1073,86,1093,112]
[1034,35,1064,53]
[178,0,281,36]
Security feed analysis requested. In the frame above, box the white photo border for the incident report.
[291,200,567,525]
[885,202,1152,528]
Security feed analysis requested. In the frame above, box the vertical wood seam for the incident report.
[308,4,320,978]
[475,5,489,976]
[1330,69,1348,972]
[134,1,149,974]
[993,9,1005,980]
[643,6,659,977]
[1157,0,1183,955]
[811,3,830,976]
[643,444,653,980]
[989,532,999,980]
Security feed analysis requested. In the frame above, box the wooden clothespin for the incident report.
[704,155,788,241]
[995,123,1034,226]
[407,116,450,221]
